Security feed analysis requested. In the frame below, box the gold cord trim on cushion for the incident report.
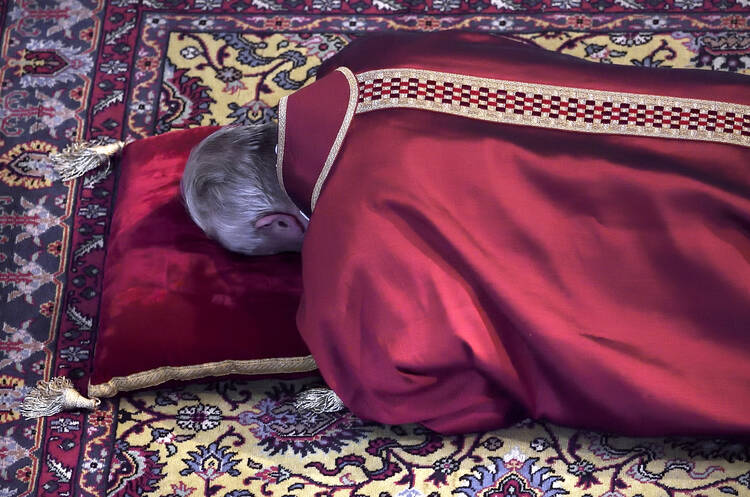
[276,95,292,202]
[88,355,319,398]
[310,67,359,213]
[355,68,750,148]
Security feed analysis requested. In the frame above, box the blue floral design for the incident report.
[237,386,376,457]
[456,457,568,497]
[180,442,241,481]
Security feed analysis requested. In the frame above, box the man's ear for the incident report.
[255,213,288,229]
[254,213,305,233]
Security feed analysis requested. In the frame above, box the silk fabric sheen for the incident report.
[283,32,750,435]
[93,127,310,392]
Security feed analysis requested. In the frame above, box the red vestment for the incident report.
[278,32,750,435]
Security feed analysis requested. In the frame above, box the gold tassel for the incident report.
[294,387,345,414]
[19,377,101,419]
[48,139,128,182]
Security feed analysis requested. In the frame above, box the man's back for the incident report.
[278,32,750,435]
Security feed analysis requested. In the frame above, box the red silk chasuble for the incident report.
[278,32,750,436]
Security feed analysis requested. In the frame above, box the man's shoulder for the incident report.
[315,32,533,80]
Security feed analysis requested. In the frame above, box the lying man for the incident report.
[181,32,750,436]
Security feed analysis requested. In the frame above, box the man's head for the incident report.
[181,124,308,255]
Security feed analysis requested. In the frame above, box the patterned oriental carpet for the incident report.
[1,1,750,496]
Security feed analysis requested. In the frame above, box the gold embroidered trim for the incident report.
[310,67,359,212]
[87,355,318,398]
[355,68,750,148]
[276,95,291,201]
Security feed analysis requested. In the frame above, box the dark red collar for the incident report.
[276,67,357,218]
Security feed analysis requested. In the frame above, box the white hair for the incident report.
[181,124,293,254]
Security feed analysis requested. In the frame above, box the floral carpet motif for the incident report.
[110,378,750,497]
[0,1,749,497]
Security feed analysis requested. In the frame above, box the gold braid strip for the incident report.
[310,67,360,213]
[276,95,292,202]
[355,68,750,148]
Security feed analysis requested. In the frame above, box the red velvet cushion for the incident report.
[90,127,314,397]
